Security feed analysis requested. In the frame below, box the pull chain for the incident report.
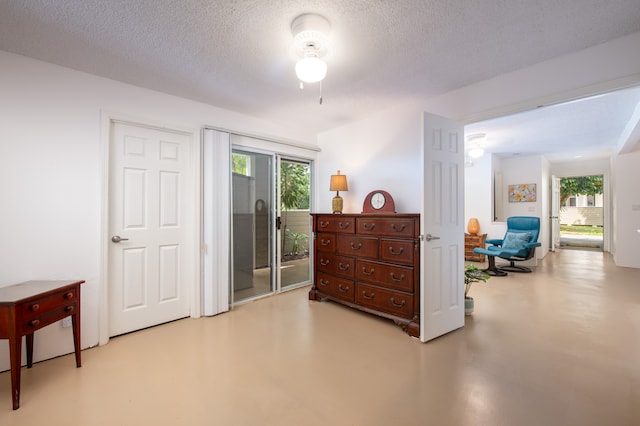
[319,80,323,105]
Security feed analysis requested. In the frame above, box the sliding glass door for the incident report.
[231,150,312,303]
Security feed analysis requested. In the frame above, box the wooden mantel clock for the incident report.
[362,190,396,213]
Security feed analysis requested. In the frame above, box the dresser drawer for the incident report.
[356,283,413,319]
[316,233,336,253]
[316,253,355,278]
[316,273,354,302]
[19,288,78,320]
[337,235,378,259]
[316,216,355,233]
[356,259,413,293]
[380,239,414,265]
[356,218,415,238]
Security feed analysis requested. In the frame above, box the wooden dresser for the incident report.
[309,213,420,337]
[464,233,487,262]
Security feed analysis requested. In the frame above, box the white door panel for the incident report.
[421,112,465,342]
[109,121,193,336]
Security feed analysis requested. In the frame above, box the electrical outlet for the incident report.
[62,317,72,328]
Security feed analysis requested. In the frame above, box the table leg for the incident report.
[8,333,21,410]
[72,313,82,368]
[26,333,34,368]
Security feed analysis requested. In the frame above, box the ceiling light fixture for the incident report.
[291,13,330,103]
[466,133,487,159]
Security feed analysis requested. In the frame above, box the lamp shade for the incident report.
[295,56,327,83]
[329,171,348,191]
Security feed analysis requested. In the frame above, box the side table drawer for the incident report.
[19,288,78,320]
[21,301,77,332]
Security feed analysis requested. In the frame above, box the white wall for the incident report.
[613,150,640,268]
[316,103,423,214]
[0,51,317,370]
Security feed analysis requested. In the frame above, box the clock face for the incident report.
[371,192,385,209]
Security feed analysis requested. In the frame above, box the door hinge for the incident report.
[276,216,282,230]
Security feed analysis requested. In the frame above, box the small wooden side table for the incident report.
[0,280,83,410]
[465,233,487,262]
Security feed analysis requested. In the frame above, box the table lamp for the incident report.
[329,170,348,213]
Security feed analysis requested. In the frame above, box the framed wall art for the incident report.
[508,183,537,203]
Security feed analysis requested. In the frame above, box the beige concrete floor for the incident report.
[1,249,639,425]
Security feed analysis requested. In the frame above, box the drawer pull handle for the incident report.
[390,272,405,282]
[30,319,40,327]
[388,246,404,255]
[319,221,329,228]
[320,259,330,266]
[319,278,329,287]
[362,290,375,300]
[321,239,331,246]
[390,297,406,308]
[338,284,350,293]
[362,223,376,231]
[338,262,350,271]
[361,267,374,275]
[31,304,40,312]
[65,305,75,312]
[338,222,350,229]
[65,292,74,299]
[391,223,407,232]
[350,242,362,250]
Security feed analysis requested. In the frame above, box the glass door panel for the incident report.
[232,149,273,301]
[279,158,311,289]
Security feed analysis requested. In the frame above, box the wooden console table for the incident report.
[0,280,83,410]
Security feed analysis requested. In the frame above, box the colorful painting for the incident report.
[508,183,537,203]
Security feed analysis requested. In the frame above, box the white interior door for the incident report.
[551,175,561,252]
[420,112,465,342]
[108,121,194,336]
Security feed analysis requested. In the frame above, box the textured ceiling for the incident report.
[1,0,640,160]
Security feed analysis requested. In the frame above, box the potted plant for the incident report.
[464,264,490,315]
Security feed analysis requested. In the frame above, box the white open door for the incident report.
[420,112,465,342]
[551,175,561,252]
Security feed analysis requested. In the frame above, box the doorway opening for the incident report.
[558,175,604,251]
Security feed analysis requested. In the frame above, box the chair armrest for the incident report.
[485,238,504,246]
[524,241,541,249]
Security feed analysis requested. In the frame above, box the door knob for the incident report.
[424,234,440,241]
[111,235,129,243]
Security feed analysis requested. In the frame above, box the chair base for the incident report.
[482,255,508,277]
[498,262,533,273]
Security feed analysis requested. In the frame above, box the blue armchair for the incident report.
[473,216,541,276]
